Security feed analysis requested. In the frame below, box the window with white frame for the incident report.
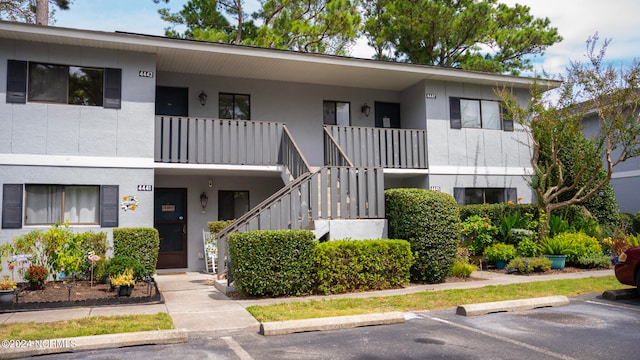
[25,185,100,225]
[323,100,350,126]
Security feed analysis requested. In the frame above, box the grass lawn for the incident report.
[0,313,173,341]
[247,276,629,322]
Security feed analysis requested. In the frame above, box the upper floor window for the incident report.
[219,93,250,120]
[449,97,513,131]
[6,60,121,108]
[323,100,350,126]
[29,63,104,106]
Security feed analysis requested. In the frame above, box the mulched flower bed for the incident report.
[0,280,162,313]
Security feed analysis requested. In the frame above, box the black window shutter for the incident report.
[2,184,23,229]
[506,188,518,203]
[101,185,119,227]
[6,60,27,104]
[453,187,465,205]
[449,97,462,129]
[104,68,122,109]
[501,105,514,132]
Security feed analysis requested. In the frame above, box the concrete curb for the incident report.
[456,295,570,316]
[602,288,639,300]
[260,312,405,336]
[0,329,188,359]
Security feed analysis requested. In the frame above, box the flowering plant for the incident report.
[0,275,17,291]
[23,264,49,285]
[461,215,498,255]
[484,243,517,262]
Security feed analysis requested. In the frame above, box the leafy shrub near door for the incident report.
[104,255,146,281]
[229,230,316,297]
[113,228,160,276]
[385,188,460,283]
[313,239,414,294]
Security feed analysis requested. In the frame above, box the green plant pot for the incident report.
[545,255,567,270]
[495,260,507,269]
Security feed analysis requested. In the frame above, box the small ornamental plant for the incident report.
[484,243,517,262]
[23,264,49,288]
[0,275,17,291]
[109,268,136,287]
[461,215,498,255]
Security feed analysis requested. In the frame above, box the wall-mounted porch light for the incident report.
[198,90,208,106]
[361,103,371,117]
[200,192,209,213]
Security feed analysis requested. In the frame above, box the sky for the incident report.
[53,0,640,77]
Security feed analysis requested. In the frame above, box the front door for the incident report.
[374,101,401,128]
[155,188,188,269]
[156,86,189,116]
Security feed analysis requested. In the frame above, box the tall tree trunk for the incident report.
[36,0,48,25]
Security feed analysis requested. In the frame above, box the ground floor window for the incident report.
[25,185,100,225]
[218,191,249,220]
[454,187,517,205]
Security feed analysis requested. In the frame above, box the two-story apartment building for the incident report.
[0,21,553,273]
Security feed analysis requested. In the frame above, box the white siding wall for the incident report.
[0,39,157,160]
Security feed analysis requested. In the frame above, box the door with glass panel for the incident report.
[155,188,188,269]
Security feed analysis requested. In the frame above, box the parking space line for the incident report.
[428,316,576,360]
[221,336,254,360]
[583,300,640,312]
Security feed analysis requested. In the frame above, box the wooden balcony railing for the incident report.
[324,125,428,169]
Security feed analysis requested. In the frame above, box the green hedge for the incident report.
[229,230,316,297]
[313,239,414,294]
[113,228,160,276]
[208,220,234,234]
[385,188,460,283]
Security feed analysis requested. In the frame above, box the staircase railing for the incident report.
[280,126,311,180]
[216,166,385,280]
[323,126,355,167]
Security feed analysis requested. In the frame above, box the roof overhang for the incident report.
[0,21,561,92]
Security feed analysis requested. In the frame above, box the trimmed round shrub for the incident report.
[104,255,146,281]
[313,239,414,294]
[385,188,460,283]
[113,228,160,276]
[229,230,316,297]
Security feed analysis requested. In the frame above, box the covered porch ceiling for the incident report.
[0,21,560,92]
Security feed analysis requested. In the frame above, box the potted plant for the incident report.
[23,264,48,290]
[109,268,136,297]
[0,275,17,304]
[483,243,517,269]
[538,235,576,270]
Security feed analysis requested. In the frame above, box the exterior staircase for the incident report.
[215,126,385,280]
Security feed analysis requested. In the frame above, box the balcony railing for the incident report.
[324,125,428,169]
[155,116,285,165]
